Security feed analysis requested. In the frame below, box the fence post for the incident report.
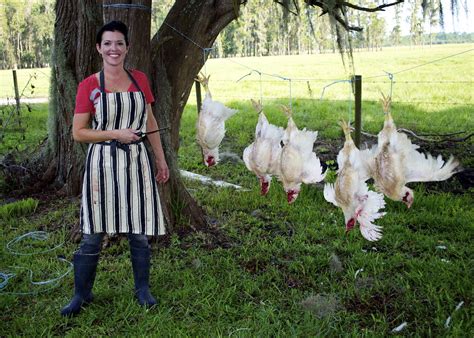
[353,75,362,148]
[12,69,21,115]
[195,80,202,114]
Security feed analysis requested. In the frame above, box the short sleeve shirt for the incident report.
[75,69,155,114]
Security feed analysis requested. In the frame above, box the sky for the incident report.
[381,0,473,35]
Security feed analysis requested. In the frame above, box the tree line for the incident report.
[0,0,55,69]
[0,0,471,70]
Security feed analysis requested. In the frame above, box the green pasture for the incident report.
[0,44,473,336]
[0,68,51,99]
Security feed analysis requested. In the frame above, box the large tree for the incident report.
[44,0,406,234]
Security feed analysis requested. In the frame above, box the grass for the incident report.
[0,44,473,336]
[0,198,38,220]
[0,103,49,155]
[0,68,51,99]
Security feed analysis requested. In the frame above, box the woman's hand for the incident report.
[155,160,169,184]
[114,128,140,143]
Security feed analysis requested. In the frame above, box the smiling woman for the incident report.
[61,20,169,317]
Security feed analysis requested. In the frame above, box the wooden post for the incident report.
[195,80,202,114]
[12,69,21,115]
[353,75,362,148]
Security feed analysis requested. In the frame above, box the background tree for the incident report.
[426,0,441,46]
[389,3,403,45]
[409,0,424,45]
[0,0,54,69]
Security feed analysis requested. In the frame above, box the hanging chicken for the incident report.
[243,100,284,195]
[279,106,326,203]
[367,94,460,208]
[324,120,386,241]
[195,73,238,167]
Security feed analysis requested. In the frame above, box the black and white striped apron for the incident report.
[80,70,165,236]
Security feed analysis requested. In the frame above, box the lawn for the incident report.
[0,44,473,336]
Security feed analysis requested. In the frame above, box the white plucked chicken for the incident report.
[367,95,460,208]
[324,120,386,241]
[195,73,238,167]
[243,100,284,195]
[279,106,326,203]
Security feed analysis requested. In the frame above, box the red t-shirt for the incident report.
[75,70,155,114]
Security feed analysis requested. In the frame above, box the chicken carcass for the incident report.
[368,95,460,208]
[243,100,284,195]
[195,73,238,167]
[324,120,386,241]
[279,106,326,203]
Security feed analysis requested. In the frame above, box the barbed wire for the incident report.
[365,48,474,79]
[1,73,472,107]
[213,95,472,106]
[1,43,473,109]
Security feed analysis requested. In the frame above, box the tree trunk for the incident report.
[47,0,102,195]
[149,0,238,232]
[103,0,152,75]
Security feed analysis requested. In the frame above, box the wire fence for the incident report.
[1,48,473,106]
[0,45,473,152]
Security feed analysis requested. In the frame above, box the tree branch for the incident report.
[340,0,404,13]
[305,0,405,31]
[274,0,299,15]
[333,12,363,31]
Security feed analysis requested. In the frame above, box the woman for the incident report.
[61,21,169,316]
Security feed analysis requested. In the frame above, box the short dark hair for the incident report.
[96,20,129,46]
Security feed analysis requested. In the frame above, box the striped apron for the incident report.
[80,70,165,236]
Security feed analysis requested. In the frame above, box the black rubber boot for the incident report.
[130,246,157,307]
[60,253,99,317]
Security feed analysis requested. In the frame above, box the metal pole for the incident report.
[195,80,202,114]
[12,69,21,115]
[353,75,362,148]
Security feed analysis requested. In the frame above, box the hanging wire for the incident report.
[348,79,353,124]
[320,79,352,100]
[236,70,264,105]
[202,48,215,75]
[236,68,292,108]
[164,22,215,76]
[102,3,151,11]
[383,71,394,98]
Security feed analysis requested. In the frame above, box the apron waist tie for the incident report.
[96,138,145,153]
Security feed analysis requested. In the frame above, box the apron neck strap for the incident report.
[125,69,143,93]
[99,70,105,93]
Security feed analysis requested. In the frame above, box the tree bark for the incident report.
[47,0,102,195]
[103,0,152,75]
[150,0,238,232]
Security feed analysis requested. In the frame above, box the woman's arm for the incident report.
[145,104,169,183]
[72,113,140,143]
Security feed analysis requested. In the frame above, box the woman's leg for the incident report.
[61,233,104,316]
[127,234,157,307]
